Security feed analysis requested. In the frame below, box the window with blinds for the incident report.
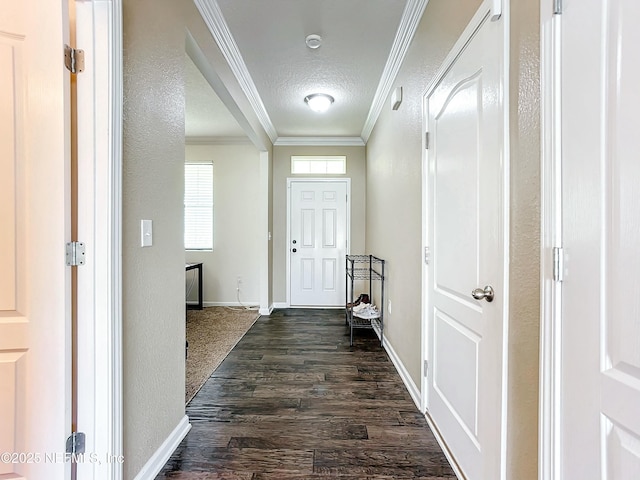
[184,162,213,250]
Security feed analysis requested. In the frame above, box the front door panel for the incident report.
[290,181,348,306]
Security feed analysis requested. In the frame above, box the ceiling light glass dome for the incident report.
[304,93,334,113]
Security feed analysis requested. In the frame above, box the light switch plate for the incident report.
[141,219,153,247]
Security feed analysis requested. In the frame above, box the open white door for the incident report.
[424,5,507,479]
[0,1,72,479]
[552,1,640,478]
[288,179,349,307]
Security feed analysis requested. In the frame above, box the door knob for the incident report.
[471,285,494,302]
[292,248,297,253]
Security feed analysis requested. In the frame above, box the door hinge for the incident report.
[424,360,429,377]
[66,241,86,266]
[424,246,430,265]
[553,246,564,282]
[66,432,86,455]
[64,44,85,74]
[553,0,563,15]
[425,132,430,149]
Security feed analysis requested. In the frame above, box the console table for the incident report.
[186,262,203,310]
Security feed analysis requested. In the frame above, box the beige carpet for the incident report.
[186,306,260,404]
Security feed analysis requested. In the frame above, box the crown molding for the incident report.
[360,0,429,142]
[274,136,366,147]
[193,0,278,143]
[186,136,252,146]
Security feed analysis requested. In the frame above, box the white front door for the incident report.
[425,7,506,480]
[0,1,72,479]
[558,1,640,477]
[289,180,349,307]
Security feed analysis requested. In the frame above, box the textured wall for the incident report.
[505,0,541,477]
[272,146,367,304]
[122,1,273,477]
[365,0,482,386]
[122,1,186,477]
[366,0,540,477]
[185,144,262,306]
[121,0,539,477]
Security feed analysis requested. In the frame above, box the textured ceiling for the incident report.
[185,53,246,140]
[189,0,420,144]
[216,0,407,140]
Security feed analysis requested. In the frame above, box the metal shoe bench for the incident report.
[345,254,385,346]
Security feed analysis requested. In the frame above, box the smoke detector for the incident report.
[305,34,322,49]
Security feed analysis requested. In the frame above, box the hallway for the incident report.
[157,309,455,479]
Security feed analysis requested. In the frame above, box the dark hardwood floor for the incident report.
[157,308,456,479]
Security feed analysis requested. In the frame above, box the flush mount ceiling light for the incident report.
[304,93,334,113]
[305,34,322,49]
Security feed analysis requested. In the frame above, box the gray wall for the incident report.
[185,143,262,305]
[122,1,186,477]
[505,0,541,478]
[122,0,272,477]
[366,0,483,387]
[272,146,367,304]
[122,0,539,477]
[366,0,540,478]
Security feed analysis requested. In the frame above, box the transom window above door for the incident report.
[291,156,346,175]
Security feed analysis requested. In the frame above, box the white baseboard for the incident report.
[133,415,191,480]
[273,302,344,310]
[372,322,382,340]
[259,304,274,316]
[382,335,421,411]
[382,336,462,478]
[424,411,465,480]
[203,301,260,308]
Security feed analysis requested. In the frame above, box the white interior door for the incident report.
[289,180,348,307]
[425,7,506,480]
[559,1,640,478]
[0,1,72,479]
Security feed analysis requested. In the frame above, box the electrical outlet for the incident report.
[236,276,242,290]
[388,299,392,314]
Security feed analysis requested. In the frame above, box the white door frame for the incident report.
[286,178,351,308]
[75,2,123,479]
[258,151,272,315]
[538,2,562,479]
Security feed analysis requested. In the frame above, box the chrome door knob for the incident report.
[471,285,494,302]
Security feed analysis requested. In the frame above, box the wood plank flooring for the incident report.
[157,308,455,479]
